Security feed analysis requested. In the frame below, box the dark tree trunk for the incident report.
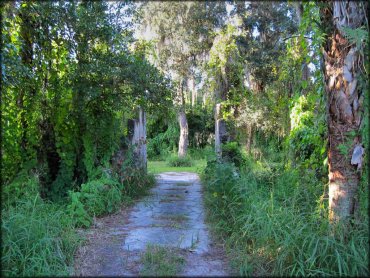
[321,1,367,223]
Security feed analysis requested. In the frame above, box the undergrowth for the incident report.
[166,154,193,167]
[1,192,80,276]
[1,154,155,276]
[202,158,369,276]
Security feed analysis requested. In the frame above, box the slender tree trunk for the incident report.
[321,1,367,223]
[294,2,310,85]
[178,109,189,158]
[214,65,229,158]
[177,79,189,158]
[130,106,147,171]
[246,123,253,154]
[215,103,222,158]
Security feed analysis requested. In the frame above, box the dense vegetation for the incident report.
[1,1,368,276]
[1,1,166,276]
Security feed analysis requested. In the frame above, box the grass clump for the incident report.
[201,159,369,276]
[139,244,185,276]
[166,155,193,167]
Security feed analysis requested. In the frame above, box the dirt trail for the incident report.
[74,172,230,276]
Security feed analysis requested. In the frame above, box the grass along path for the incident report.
[148,159,206,174]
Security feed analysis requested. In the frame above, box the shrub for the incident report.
[221,141,245,168]
[67,177,122,227]
[166,155,193,167]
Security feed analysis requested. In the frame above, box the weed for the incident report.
[139,244,185,276]
[157,214,189,223]
[175,182,191,187]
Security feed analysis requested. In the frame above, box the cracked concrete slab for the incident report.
[74,172,230,276]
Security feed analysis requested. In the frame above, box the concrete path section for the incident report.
[74,172,230,276]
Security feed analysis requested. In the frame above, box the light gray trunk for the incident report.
[215,103,222,158]
[189,76,197,107]
[131,107,147,171]
[214,103,228,159]
[246,124,253,154]
[178,109,188,158]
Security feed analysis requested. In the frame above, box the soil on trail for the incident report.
[74,172,230,276]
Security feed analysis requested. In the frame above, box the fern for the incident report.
[341,26,369,51]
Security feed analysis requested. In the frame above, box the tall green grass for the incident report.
[1,194,80,276]
[202,159,369,276]
[2,162,156,276]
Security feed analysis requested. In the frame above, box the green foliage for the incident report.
[166,155,193,167]
[1,195,80,277]
[147,124,179,160]
[221,141,245,168]
[341,26,369,53]
[287,93,327,173]
[187,106,215,149]
[202,159,369,276]
[67,177,122,227]
[2,164,39,207]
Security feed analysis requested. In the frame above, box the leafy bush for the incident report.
[67,177,122,227]
[221,141,245,168]
[166,155,193,167]
[1,195,80,277]
[2,170,40,207]
[202,158,369,276]
[188,145,215,160]
[147,124,179,160]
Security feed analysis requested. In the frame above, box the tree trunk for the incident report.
[130,106,147,171]
[321,1,367,223]
[294,2,310,86]
[176,78,189,158]
[215,103,222,158]
[178,109,189,158]
[189,76,196,107]
[214,103,228,159]
[246,123,253,154]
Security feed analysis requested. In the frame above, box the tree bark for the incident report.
[178,109,189,158]
[321,1,367,223]
[177,79,189,158]
[130,106,147,171]
[246,123,254,154]
[294,2,310,85]
[215,103,222,158]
